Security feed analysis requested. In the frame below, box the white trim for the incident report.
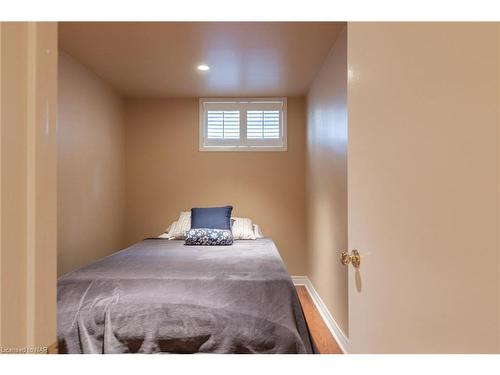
[199,97,287,152]
[199,145,287,152]
[292,275,350,354]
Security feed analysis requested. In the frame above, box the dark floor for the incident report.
[295,285,343,354]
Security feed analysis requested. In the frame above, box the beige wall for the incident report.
[0,21,27,349]
[306,27,348,335]
[347,22,499,353]
[498,24,500,350]
[125,97,308,275]
[0,22,57,348]
[58,50,127,276]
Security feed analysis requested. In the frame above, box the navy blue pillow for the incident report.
[190,206,233,230]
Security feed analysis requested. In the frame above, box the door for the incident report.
[346,23,499,353]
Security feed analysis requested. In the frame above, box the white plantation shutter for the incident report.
[207,111,240,139]
[200,98,287,151]
[247,110,280,139]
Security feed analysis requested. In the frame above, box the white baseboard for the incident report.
[292,275,350,354]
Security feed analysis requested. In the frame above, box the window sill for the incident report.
[199,145,287,152]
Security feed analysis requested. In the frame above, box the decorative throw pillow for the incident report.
[158,233,170,239]
[166,212,191,239]
[191,206,233,230]
[184,228,234,246]
[158,221,175,238]
[253,224,264,238]
[231,217,256,240]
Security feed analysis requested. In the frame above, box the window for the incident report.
[199,98,287,151]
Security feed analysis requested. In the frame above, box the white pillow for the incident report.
[161,212,264,240]
[231,217,256,240]
[158,221,175,238]
[158,231,171,239]
[166,211,191,239]
[253,224,264,238]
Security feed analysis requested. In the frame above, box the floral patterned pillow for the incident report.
[184,228,234,246]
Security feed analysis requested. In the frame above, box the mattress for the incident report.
[57,238,313,354]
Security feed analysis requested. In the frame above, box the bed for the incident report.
[57,238,313,354]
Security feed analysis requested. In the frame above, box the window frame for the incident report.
[199,97,287,152]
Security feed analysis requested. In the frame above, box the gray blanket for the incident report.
[58,238,313,354]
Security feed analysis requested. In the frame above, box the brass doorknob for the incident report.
[340,250,361,268]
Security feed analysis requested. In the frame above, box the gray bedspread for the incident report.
[57,238,313,354]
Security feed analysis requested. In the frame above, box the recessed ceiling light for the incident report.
[197,64,210,71]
